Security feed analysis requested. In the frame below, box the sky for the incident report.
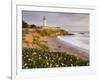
[22,11,89,31]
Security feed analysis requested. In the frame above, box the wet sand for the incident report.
[44,36,89,61]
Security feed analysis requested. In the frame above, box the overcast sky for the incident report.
[22,11,89,31]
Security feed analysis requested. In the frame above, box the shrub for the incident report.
[22,48,89,69]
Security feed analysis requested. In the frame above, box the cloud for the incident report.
[22,11,89,31]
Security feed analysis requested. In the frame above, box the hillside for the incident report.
[22,27,68,48]
[22,27,89,69]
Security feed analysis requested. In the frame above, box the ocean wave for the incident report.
[57,35,89,52]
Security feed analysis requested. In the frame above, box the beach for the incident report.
[22,28,89,61]
[44,36,89,61]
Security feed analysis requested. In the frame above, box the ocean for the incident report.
[57,31,89,53]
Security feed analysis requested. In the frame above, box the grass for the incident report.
[22,48,89,69]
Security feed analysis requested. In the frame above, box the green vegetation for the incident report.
[22,21,28,28]
[36,28,68,36]
[22,48,89,69]
[32,37,49,50]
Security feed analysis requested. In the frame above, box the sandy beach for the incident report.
[44,36,89,61]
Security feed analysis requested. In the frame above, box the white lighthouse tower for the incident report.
[43,16,47,27]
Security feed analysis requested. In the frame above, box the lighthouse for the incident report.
[43,16,47,27]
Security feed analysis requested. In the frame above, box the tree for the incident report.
[30,24,37,28]
[22,20,28,28]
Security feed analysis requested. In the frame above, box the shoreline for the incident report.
[44,36,89,61]
[57,35,89,53]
